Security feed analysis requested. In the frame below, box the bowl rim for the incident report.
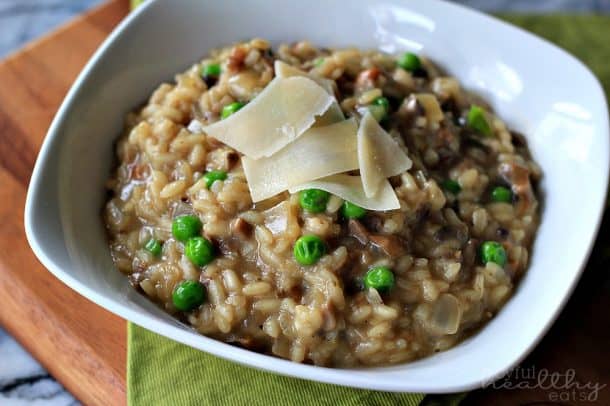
[24,0,610,394]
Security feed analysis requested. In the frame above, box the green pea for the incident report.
[342,201,366,219]
[185,236,215,267]
[172,215,202,242]
[313,57,325,67]
[372,96,390,120]
[294,235,326,265]
[172,280,206,311]
[299,189,330,213]
[491,186,512,203]
[363,266,395,292]
[201,63,221,78]
[373,96,390,111]
[202,170,227,189]
[480,241,507,267]
[467,105,492,136]
[221,102,245,119]
[442,179,461,195]
[397,52,421,72]
[144,238,162,257]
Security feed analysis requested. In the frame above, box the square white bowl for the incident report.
[25,0,609,393]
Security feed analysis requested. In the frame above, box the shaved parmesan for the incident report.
[358,111,412,197]
[415,93,444,125]
[274,60,335,95]
[242,119,359,202]
[201,76,334,159]
[274,60,343,126]
[315,102,344,126]
[186,101,343,134]
[289,174,400,211]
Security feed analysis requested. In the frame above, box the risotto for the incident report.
[104,39,541,367]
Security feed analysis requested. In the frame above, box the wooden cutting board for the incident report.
[0,1,607,405]
[0,1,128,405]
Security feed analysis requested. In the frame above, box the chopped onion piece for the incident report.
[357,111,412,197]
[199,76,334,159]
[289,174,400,211]
[415,93,444,125]
[187,119,204,134]
[429,293,461,335]
[432,77,461,101]
[243,119,359,202]
[262,201,293,235]
[365,287,383,305]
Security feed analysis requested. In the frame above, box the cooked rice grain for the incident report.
[104,39,541,367]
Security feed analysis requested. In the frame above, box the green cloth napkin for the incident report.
[129,323,425,406]
[128,14,610,406]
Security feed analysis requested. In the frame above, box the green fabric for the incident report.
[498,14,610,98]
[127,14,610,406]
[128,323,425,406]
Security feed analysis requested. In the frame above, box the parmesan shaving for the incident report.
[242,119,359,202]
[201,76,334,159]
[315,102,344,126]
[274,60,335,95]
[289,174,400,211]
[274,60,343,126]
[358,111,412,197]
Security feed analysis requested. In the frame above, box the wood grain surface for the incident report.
[0,1,128,405]
[0,1,607,405]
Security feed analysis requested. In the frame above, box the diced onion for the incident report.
[432,77,461,101]
[429,293,461,335]
[415,93,444,125]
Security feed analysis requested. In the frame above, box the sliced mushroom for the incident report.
[347,219,405,257]
[498,161,536,215]
[510,130,528,148]
[231,218,253,238]
[462,238,479,271]
[228,336,268,352]
[369,234,406,257]
[347,219,370,244]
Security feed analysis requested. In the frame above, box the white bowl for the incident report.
[25,0,609,393]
